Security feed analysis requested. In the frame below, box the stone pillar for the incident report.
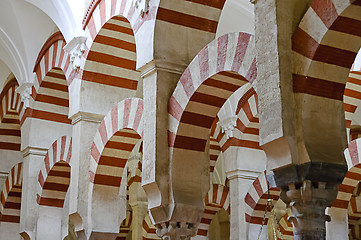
[218,215,230,240]
[279,180,338,240]
[325,207,348,240]
[68,112,103,239]
[0,222,21,240]
[140,60,183,221]
[128,154,149,239]
[226,169,259,240]
[222,145,266,240]
[36,206,63,240]
[268,162,347,240]
[19,147,48,240]
[130,201,148,239]
[140,61,206,240]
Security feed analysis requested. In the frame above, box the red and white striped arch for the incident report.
[345,71,361,138]
[155,0,227,62]
[245,171,280,226]
[196,184,230,238]
[116,210,133,240]
[348,188,361,240]
[156,0,225,35]
[209,136,221,175]
[142,213,159,240]
[331,139,361,239]
[292,0,361,100]
[212,86,260,153]
[344,181,361,239]
[0,79,22,151]
[37,136,72,208]
[350,128,361,142]
[33,32,71,88]
[332,139,361,210]
[23,32,71,126]
[82,0,150,93]
[169,31,257,155]
[83,0,154,38]
[127,155,142,189]
[277,211,294,240]
[0,162,22,223]
[90,98,143,187]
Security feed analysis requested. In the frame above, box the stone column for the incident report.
[0,222,22,240]
[226,169,259,240]
[219,215,231,240]
[130,201,148,239]
[19,147,48,240]
[222,144,266,240]
[36,206,63,240]
[140,60,183,220]
[140,60,206,240]
[128,154,149,239]
[280,180,338,240]
[325,207,348,240]
[68,112,103,239]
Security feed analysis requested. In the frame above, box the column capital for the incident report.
[226,169,260,181]
[63,36,87,70]
[138,60,187,78]
[217,115,237,140]
[280,180,338,239]
[69,111,104,125]
[21,146,48,157]
[133,0,150,16]
[156,222,197,240]
[269,162,347,188]
[15,82,33,109]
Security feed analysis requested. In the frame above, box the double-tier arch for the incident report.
[36,136,72,240]
[196,184,230,239]
[0,78,23,172]
[168,32,257,216]
[90,97,143,237]
[291,0,361,166]
[24,32,72,127]
[0,162,23,224]
[81,0,151,117]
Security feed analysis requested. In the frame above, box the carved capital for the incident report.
[133,0,150,16]
[281,180,338,239]
[217,115,237,139]
[128,153,141,178]
[63,36,87,69]
[156,222,197,240]
[15,83,33,109]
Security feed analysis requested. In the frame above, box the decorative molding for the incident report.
[138,60,186,78]
[63,36,87,69]
[22,146,48,158]
[226,169,260,181]
[70,111,104,125]
[217,115,238,139]
[249,0,257,4]
[128,153,141,178]
[15,83,33,109]
[133,0,150,16]
[33,32,64,72]
[0,172,8,179]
